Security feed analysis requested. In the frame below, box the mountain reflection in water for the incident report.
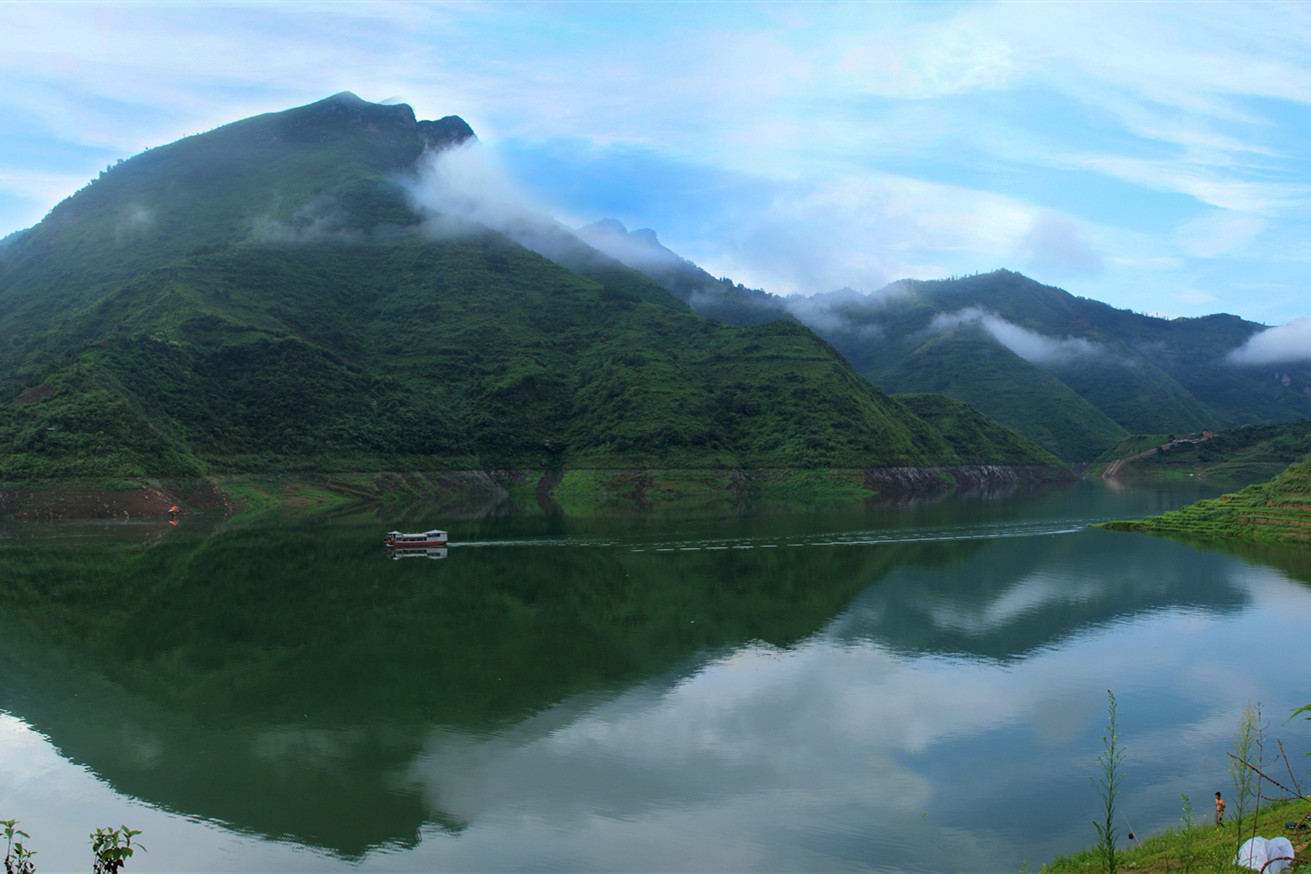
[1,479,1308,872]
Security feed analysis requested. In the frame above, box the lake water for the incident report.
[2,479,1310,873]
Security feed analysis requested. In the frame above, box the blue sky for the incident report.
[3,1,1310,328]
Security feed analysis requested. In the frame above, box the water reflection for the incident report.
[387,546,448,560]
[1,480,1307,872]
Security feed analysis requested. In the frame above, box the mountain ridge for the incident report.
[0,94,1062,485]
[580,222,1311,461]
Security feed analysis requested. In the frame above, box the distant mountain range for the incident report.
[0,93,1059,481]
[580,221,1311,461]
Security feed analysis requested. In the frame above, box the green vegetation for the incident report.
[90,826,143,874]
[1176,793,1200,874]
[1043,699,1310,874]
[894,391,1064,465]
[2,820,142,874]
[1097,421,1311,488]
[0,94,1061,486]
[699,268,1311,463]
[1039,796,1310,873]
[1092,690,1125,874]
[1229,702,1261,842]
[3,819,35,874]
[853,317,1128,462]
[1099,455,1311,544]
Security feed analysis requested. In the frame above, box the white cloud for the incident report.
[782,285,908,336]
[929,307,1107,366]
[403,140,548,237]
[1226,318,1311,365]
[1084,157,1311,216]
[692,173,1035,296]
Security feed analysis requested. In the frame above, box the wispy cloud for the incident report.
[782,285,909,337]
[929,307,1108,366]
[249,196,364,246]
[1226,318,1311,365]
[114,203,155,245]
[402,140,548,239]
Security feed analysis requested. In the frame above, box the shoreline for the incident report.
[0,464,1076,521]
[1040,796,1311,873]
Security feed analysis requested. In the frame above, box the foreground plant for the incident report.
[1091,689,1124,874]
[1175,793,1198,874]
[0,820,143,874]
[2,820,35,874]
[1229,701,1263,852]
[90,826,143,874]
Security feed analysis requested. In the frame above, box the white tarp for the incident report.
[1234,836,1296,872]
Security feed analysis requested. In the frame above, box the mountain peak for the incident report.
[281,92,475,151]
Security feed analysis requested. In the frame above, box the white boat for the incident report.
[384,529,448,548]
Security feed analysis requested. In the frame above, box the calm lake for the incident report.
[2,479,1309,873]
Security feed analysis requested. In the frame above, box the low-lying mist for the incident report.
[928,307,1109,366]
[1226,318,1311,365]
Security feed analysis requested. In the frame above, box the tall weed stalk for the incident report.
[1175,793,1198,874]
[1229,701,1263,852]
[1091,690,1124,874]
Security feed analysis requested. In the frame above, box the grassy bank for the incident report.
[1099,456,1311,545]
[1039,796,1311,873]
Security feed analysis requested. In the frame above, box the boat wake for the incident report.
[453,519,1091,553]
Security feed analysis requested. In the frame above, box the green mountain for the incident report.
[582,231,1310,463]
[0,93,1059,482]
[843,272,1310,459]
[877,326,1128,463]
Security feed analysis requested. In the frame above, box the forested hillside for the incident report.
[0,93,1060,482]
[585,223,1311,463]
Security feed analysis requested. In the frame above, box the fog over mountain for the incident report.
[1227,319,1311,365]
[925,308,1110,367]
[579,221,1311,461]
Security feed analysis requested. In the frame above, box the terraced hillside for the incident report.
[1100,455,1311,544]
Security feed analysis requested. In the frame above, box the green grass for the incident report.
[1040,796,1311,873]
